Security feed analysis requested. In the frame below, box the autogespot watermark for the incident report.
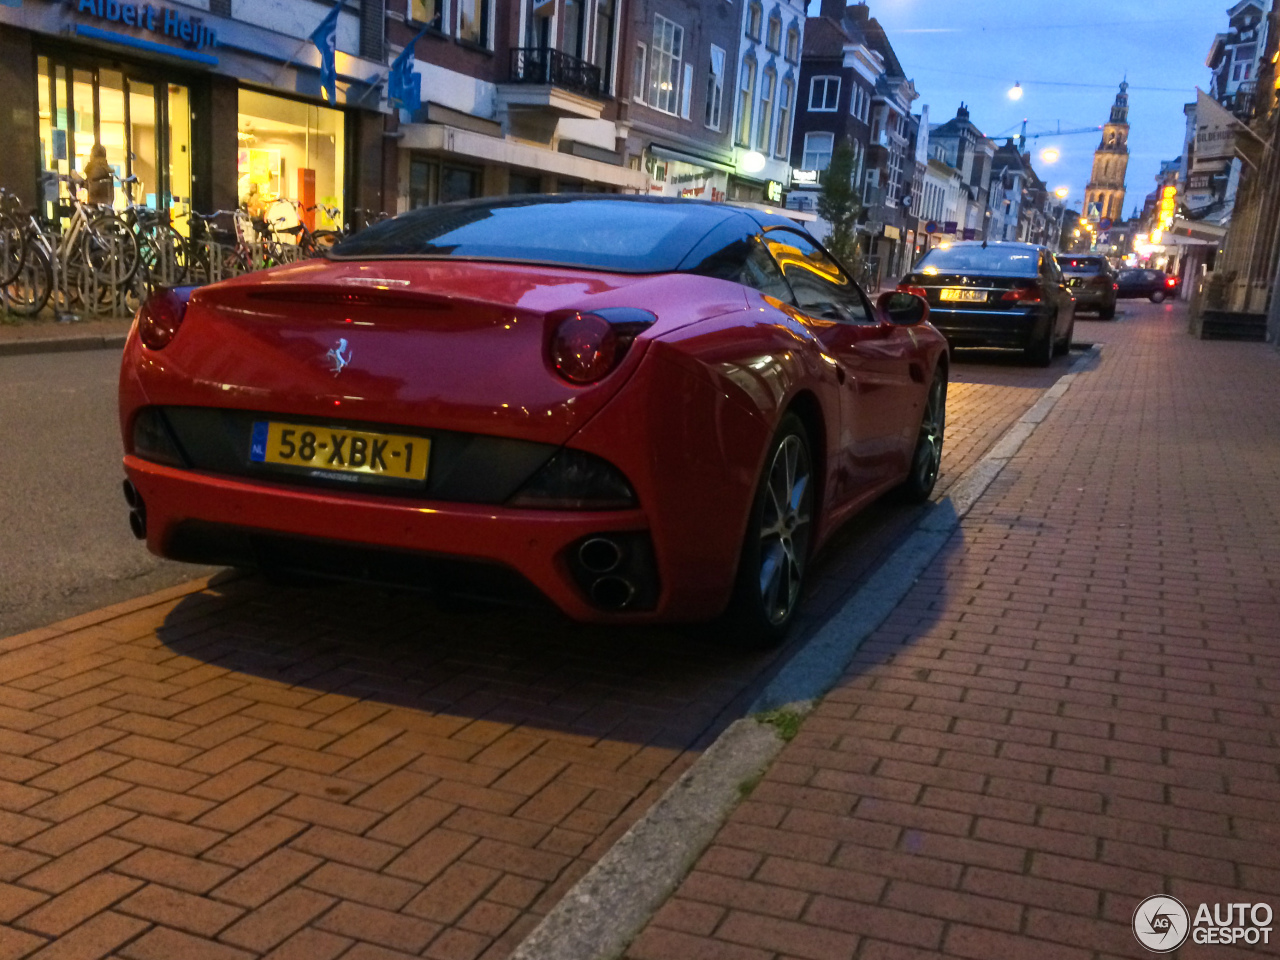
[1132,895,1274,952]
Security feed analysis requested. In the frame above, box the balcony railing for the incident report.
[1228,80,1257,121]
[508,47,604,99]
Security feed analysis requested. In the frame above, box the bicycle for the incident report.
[263,198,342,260]
[185,208,255,284]
[0,189,26,288]
[117,175,188,286]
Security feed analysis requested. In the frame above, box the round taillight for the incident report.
[551,313,619,384]
[138,288,188,351]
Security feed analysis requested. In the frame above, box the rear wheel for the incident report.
[1150,290,1167,303]
[898,365,946,503]
[1024,317,1054,367]
[2,241,51,317]
[722,414,814,649]
[1098,303,1116,321]
[1054,315,1075,357]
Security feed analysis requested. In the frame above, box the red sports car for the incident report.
[119,196,947,644]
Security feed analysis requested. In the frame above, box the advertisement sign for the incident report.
[647,157,727,202]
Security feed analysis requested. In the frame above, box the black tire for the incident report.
[897,364,947,503]
[1054,315,1074,357]
[83,213,140,285]
[139,223,189,285]
[1024,317,1054,367]
[309,230,340,257]
[1098,304,1116,321]
[0,211,26,288]
[1150,290,1166,304]
[721,413,815,649]
[2,241,51,317]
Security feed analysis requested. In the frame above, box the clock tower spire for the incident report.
[1086,82,1131,222]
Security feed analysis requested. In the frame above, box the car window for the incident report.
[738,237,795,302]
[1119,269,1141,281]
[1061,257,1105,273]
[916,244,1039,277]
[763,229,870,323]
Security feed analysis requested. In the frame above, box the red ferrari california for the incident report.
[119,196,947,644]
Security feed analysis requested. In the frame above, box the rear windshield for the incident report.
[329,197,731,273]
[915,245,1039,277]
[1061,257,1106,273]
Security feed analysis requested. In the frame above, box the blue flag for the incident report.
[310,0,343,104]
[387,28,427,114]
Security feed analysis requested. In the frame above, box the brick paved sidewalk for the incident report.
[628,303,1280,960]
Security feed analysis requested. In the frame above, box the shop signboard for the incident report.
[647,157,727,203]
[75,0,218,49]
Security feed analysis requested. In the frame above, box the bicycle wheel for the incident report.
[0,212,26,288]
[140,223,188,285]
[82,213,140,285]
[309,230,340,257]
[2,241,52,317]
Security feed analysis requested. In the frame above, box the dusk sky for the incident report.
[807,0,1228,216]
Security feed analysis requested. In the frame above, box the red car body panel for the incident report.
[120,244,946,624]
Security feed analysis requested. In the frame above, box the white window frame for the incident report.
[808,75,840,112]
[755,67,775,152]
[705,44,725,130]
[632,42,647,104]
[801,131,833,171]
[648,14,684,115]
[863,167,878,205]
[455,0,490,47]
[408,0,448,28]
[680,62,693,119]
[774,77,792,157]
[737,57,756,145]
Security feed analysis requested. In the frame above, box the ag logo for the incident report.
[1133,895,1190,953]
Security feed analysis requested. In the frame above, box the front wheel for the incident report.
[722,414,814,648]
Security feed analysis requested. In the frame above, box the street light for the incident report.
[1040,147,1060,164]
[1007,82,1023,101]
[1054,187,1070,200]
[740,150,766,174]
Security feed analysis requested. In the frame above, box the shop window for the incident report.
[410,158,438,207]
[456,0,490,47]
[238,89,346,235]
[441,164,480,203]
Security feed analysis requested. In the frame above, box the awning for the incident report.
[648,144,734,174]
[727,201,816,222]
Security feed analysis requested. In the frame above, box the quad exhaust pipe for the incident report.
[122,480,146,540]
[577,537,636,609]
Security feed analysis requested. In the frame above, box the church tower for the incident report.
[1085,82,1131,222]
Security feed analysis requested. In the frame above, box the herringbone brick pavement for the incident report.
[628,303,1280,960]
[0,343,1071,958]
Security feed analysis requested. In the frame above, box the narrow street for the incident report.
[0,324,1088,959]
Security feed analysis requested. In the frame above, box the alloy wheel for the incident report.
[758,434,812,625]
[914,376,946,490]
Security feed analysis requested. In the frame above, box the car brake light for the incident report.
[1166,277,1177,287]
[549,308,655,385]
[137,288,190,350]
[896,283,929,299]
[1000,284,1043,304]
[1113,283,1119,291]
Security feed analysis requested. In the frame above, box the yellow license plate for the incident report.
[940,288,987,302]
[249,421,429,482]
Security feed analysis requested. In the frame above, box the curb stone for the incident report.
[511,343,1102,960]
[0,334,128,357]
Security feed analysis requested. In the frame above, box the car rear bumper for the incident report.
[925,308,1041,349]
[123,455,681,623]
[1069,289,1115,309]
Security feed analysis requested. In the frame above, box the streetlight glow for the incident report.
[1040,147,1060,164]
[740,151,766,174]
[1055,187,1070,199]
[1007,82,1023,101]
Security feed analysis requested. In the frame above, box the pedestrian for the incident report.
[82,144,114,206]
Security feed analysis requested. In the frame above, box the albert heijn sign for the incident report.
[74,0,217,50]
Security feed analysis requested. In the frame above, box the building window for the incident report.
[593,0,616,91]
[755,67,774,152]
[681,62,693,119]
[648,14,684,114]
[632,43,646,102]
[766,13,781,51]
[705,44,725,129]
[737,57,756,145]
[238,89,345,232]
[801,131,833,171]
[456,0,489,46]
[409,0,446,28]
[746,1,762,40]
[785,24,799,62]
[863,168,878,204]
[563,0,587,58]
[775,77,792,157]
[808,75,839,112]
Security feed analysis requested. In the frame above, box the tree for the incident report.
[817,139,863,270]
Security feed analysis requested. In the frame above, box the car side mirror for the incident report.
[876,290,929,326]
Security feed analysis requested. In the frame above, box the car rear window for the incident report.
[1061,257,1106,273]
[916,245,1039,277]
[329,197,732,273]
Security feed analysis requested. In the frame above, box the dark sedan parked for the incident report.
[1116,268,1179,302]
[899,241,1075,366]
[1060,255,1117,320]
